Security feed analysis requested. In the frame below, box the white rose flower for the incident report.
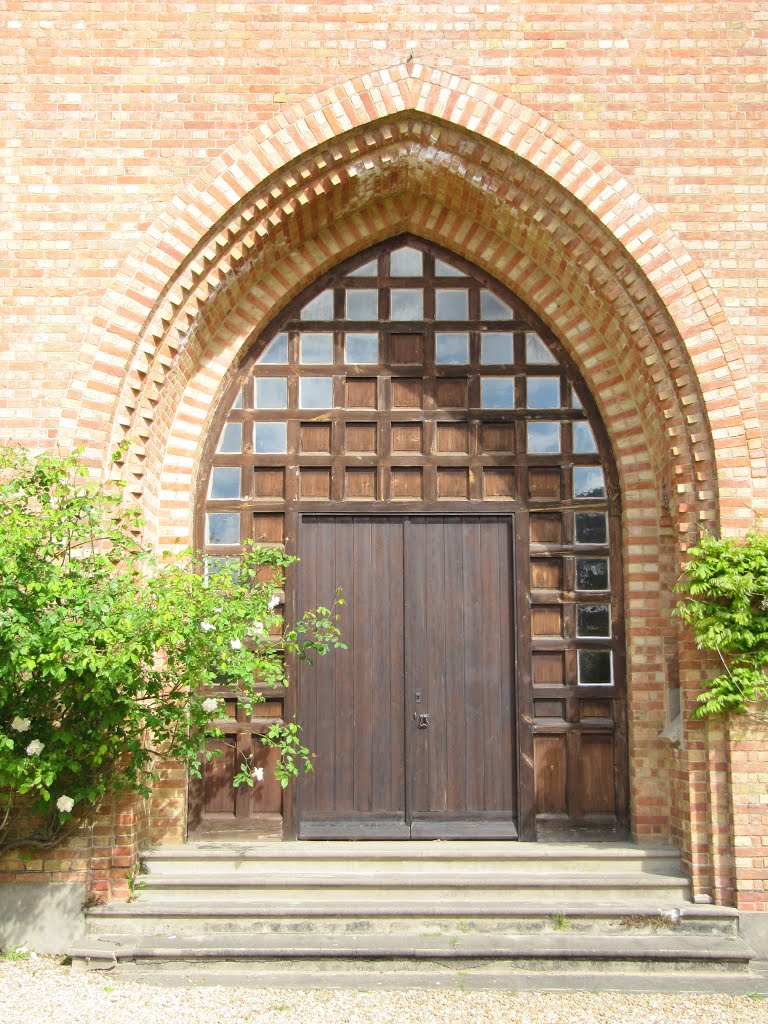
[25,739,44,756]
[56,795,75,813]
[200,621,215,632]
[201,698,220,714]
[229,638,242,651]
[252,620,265,635]
[11,717,30,732]
[252,766,264,782]
[268,593,281,612]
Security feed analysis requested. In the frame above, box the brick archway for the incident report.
[66,63,759,535]
[70,64,759,901]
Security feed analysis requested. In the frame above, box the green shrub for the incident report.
[675,530,768,717]
[0,445,344,850]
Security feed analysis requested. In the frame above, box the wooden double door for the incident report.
[296,514,518,839]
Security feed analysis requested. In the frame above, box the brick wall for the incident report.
[0,792,149,902]
[1,2,767,907]
[2,3,765,455]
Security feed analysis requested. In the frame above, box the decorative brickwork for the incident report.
[2,9,767,908]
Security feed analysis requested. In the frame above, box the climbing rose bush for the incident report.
[0,445,344,851]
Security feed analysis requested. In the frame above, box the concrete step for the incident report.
[82,964,768,995]
[69,931,754,975]
[85,900,738,939]
[130,872,690,904]
[142,840,685,877]
[75,840,758,980]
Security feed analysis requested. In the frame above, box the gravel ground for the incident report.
[1,957,768,1024]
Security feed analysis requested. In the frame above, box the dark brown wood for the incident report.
[297,516,408,838]
[202,736,237,815]
[196,234,628,841]
[190,691,286,832]
[535,735,568,814]
[298,514,516,839]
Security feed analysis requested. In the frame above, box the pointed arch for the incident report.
[64,62,759,545]
[61,63,759,880]
[195,235,631,839]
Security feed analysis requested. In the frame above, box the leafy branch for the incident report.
[0,445,345,851]
[675,530,768,717]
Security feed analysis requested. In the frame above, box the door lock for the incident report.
[415,713,430,729]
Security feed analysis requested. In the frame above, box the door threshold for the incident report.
[298,819,519,841]
[189,813,283,843]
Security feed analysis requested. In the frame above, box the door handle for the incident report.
[414,713,430,729]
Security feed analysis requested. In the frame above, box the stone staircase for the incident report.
[69,840,765,990]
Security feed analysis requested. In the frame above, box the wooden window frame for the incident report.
[195,234,628,840]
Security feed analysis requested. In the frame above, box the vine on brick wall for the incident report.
[0,445,344,852]
[675,531,768,717]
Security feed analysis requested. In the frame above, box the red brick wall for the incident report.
[0,792,149,901]
[1,3,765,454]
[2,2,767,907]
[728,718,768,911]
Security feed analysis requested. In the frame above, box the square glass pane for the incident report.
[527,421,561,453]
[526,376,561,409]
[577,604,611,638]
[481,332,514,364]
[434,258,465,277]
[390,289,423,320]
[204,555,238,580]
[299,376,333,408]
[300,289,334,319]
[232,389,243,410]
[576,557,610,591]
[389,246,423,276]
[435,289,469,320]
[345,289,379,320]
[578,649,613,686]
[255,377,288,408]
[258,332,288,364]
[574,465,606,499]
[217,422,242,453]
[254,421,288,453]
[348,259,377,277]
[207,512,240,545]
[435,332,469,364]
[209,467,241,500]
[345,332,378,364]
[299,332,333,364]
[480,289,514,319]
[526,332,557,364]
[575,512,608,544]
[573,421,598,453]
[480,377,515,409]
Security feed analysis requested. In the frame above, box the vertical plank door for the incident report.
[297,515,409,837]
[297,513,517,839]
[405,516,517,838]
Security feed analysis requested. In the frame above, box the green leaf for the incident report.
[676,529,768,717]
